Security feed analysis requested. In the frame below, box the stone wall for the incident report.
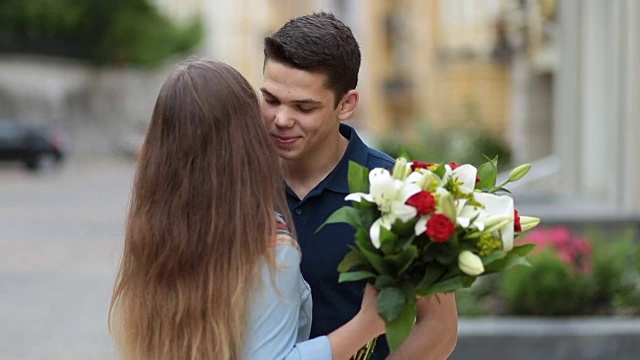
[450,317,640,360]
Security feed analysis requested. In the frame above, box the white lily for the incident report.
[472,192,515,251]
[455,199,483,230]
[443,164,478,194]
[406,168,440,191]
[345,168,421,248]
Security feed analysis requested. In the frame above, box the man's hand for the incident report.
[386,293,458,360]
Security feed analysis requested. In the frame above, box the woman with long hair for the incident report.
[109,58,384,360]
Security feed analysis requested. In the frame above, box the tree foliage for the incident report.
[0,0,203,67]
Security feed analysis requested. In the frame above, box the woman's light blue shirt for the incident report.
[244,243,333,360]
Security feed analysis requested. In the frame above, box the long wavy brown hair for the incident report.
[109,58,290,360]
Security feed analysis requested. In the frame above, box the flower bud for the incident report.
[438,192,457,222]
[508,164,531,182]
[519,216,541,232]
[458,250,485,276]
[417,171,438,191]
[483,217,511,234]
[392,157,411,180]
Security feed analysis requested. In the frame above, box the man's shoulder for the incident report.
[341,123,395,169]
[364,146,395,170]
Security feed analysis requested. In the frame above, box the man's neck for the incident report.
[282,134,349,200]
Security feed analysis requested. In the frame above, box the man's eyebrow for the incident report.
[291,98,322,105]
[259,88,322,105]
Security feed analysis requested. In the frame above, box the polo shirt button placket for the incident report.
[295,208,302,215]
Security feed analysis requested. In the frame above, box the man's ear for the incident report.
[337,90,359,121]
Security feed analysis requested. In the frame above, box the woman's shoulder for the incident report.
[274,212,296,245]
[275,212,291,236]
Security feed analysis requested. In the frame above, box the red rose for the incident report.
[406,191,436,215]
[411,161,435,171]
[514,209,522,233]
[426,213,456,242]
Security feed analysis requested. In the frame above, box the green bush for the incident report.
[0,0,203,67]
[455,226,640,317]
[377,122,511,168]
[499,247,594,316]
[587,228,640,315]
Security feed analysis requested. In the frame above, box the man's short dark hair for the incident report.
[264,12,361,107]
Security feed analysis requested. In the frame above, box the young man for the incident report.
[260,12,458,360]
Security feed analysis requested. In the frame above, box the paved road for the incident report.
[0,158,136,360]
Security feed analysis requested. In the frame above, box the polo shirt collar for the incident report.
[322,123,369,194]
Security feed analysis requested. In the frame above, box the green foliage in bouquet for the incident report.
[318,156,540,351]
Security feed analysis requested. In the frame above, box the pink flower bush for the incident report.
[522,226,592,273]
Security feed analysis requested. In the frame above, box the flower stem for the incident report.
[351,337,378,360]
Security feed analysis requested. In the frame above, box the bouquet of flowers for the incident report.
[318,156,540,354]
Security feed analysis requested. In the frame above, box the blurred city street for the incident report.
[0,0,639,359]
[0,158,134,359]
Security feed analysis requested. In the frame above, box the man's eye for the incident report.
[297,106,314,113]
[264,98,279,105]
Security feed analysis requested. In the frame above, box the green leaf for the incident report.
[337,249,366,272]
[484,254,532,274]
[357,205,379,231]
[397,146,411,160]
[508,243,536,257]
[384,302,417,351]
[354,228,377,253]
[462,275,477,287]
[476,159,498,190]
[447,233,460,248]
[419,275,466,297]
[392,218,418,239]
[374,275,397,288]
[338,270,376,283]
[348,161,370,193]
[433,163,446,179]
[315,206,361,233]
[359,246,391,275]
[434,243,457,265]
[481,250,506,266]
[379,226,399,255]
[384,245,419,276]
[377,287,407,322]
[416,264,446,294]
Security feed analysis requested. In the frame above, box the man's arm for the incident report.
[386,293,458,360]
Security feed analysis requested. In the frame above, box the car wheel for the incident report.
[24,153,59,172]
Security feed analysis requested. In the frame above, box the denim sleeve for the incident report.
[244,244,332,360]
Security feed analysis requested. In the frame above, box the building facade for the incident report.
[153,0,640,219]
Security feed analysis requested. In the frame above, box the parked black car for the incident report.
[0,120,71,171]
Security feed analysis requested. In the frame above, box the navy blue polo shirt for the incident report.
[286,123,395,360]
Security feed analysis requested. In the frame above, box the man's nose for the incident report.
[274,108,295,128]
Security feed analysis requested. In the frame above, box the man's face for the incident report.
[260,60,343,162]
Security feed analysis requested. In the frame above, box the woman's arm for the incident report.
[245,244,384,360]
[327,285,385,359]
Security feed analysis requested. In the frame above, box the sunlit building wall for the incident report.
[152,0,203,23]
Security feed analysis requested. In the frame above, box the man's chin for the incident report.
[275,149,301,162]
